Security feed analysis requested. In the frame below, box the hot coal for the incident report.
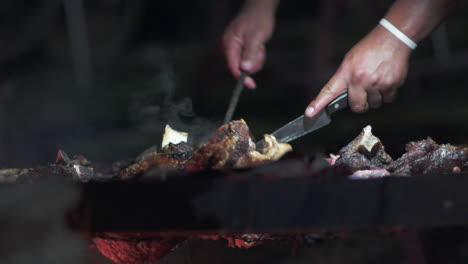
[92,233,183,264]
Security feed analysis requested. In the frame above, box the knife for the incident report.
[256,92,348,150]
[223,71,249,124]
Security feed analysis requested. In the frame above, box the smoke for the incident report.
[128,60,218,149]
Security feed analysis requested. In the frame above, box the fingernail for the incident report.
[305,106,315,117]
[241,61,252,70]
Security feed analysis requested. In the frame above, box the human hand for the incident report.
[222,1,277,89]
[305,25,412,117]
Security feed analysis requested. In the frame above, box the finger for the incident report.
[349,69,375,112]
[367,90,383,109]
[305,73,348,118]
[382,88,398,103]
[350,70,372,87]
[381,79,400,104]
[223,35,243,78]
[244,76,256,89]
[382,75,404,103]
[252,44,266,73]
[348,86,368,113]
[240,39,265,74]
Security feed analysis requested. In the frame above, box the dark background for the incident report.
[0,1,467,264]
[0,0,467,168]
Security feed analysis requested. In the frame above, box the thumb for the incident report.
[305,73,348,118]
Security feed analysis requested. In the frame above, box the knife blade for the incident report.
[223,71,248,124]
[256,92,348,150]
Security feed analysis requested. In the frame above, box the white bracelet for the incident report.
[379,18,417,50]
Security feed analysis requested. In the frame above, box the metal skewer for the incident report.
[223,71,248,124]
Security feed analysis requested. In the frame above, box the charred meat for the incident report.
[334,126,393,172]
[334,126,468,177]
[390,138,468,176]
[119,119,291,180]
[186,119,291,171]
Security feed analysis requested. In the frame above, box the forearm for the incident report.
[242,0,280,17]
[384,0,458,43]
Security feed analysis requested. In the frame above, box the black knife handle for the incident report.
[326,92,348,114]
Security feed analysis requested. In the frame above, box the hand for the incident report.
[222,2,276,89]
[305,25,412,117]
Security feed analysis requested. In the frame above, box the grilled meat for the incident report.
[185,119,254,171]
[390,138,468,176]
[334,126,468,177]
[335,126,393,172]
[119,120,291,180]
[186,120,291,171]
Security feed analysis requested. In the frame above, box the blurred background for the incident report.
[0,1,467,264]
[0,0,467,168]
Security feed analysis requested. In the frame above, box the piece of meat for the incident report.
[389,138,468,176]
[119,120,291,180]
[0,168,32,183]
[335,126,393,172]
[242,134,293,168]
[333,126,468,177]
[185,119,254,171]
[163,141,194,154]
[185,119,291,171]
[118,142,194,180]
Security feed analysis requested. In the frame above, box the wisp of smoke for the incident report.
[128,61,218,149]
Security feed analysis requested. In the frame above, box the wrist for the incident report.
[379,18,417,50]
[372,25,413,56]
